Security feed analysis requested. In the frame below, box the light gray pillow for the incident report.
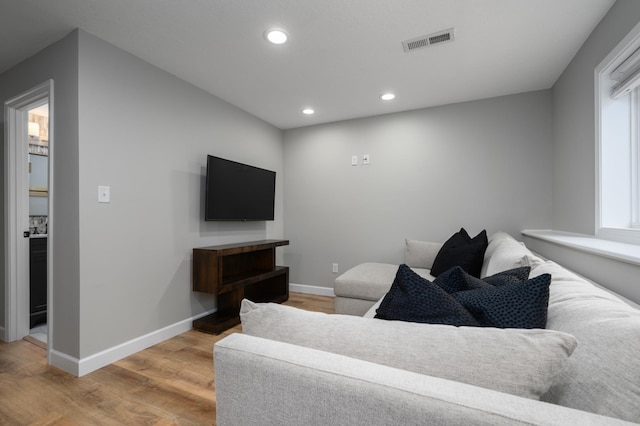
[482,233,539,277]
[240,299,577,400]
[404,239,442,269]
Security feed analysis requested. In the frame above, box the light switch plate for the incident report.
[98,186,110,203]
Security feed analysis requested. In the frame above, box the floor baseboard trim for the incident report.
[50,308,217,377]
[50,349,80,376]
[47,286,332,377]
[289,283,335,297]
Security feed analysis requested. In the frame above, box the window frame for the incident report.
[595,21,640,245]
[632,88,640,229]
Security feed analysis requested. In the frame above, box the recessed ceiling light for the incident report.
[380,93,396,101]
[302,108,315,115]
[265,28,288,44]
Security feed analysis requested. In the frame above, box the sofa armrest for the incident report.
[214,334,631,426]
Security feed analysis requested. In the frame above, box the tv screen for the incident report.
[205,155,276,221]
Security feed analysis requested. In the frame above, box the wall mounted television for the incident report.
[204,155,276,221]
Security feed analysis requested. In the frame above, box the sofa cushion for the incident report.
[453,273,551,329]
[531,260,640,422]
[431,228,488,278]
[240,299,578,401]
[404,239,443,269]
[374,264,480,326]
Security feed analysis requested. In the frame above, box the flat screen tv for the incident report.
[205,155,276,221]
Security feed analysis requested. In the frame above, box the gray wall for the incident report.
[551,0,640,233]
[283,90,553,289]
[1,29,284,361]
[528,0,640,304]
[76,31,284,358]
[0,32,80,356]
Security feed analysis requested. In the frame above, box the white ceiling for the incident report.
[0,0,616,129]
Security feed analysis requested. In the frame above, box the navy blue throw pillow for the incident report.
[431,228,488,278]
[433,266,493,294]
[483,266,531,287]
[375,264,480,326]
[453,273,551,329]
[433,266,531,294]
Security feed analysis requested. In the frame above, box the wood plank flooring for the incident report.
[0,293,335,425]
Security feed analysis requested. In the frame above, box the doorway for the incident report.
[4,80,53,361]
[27,102,49,346]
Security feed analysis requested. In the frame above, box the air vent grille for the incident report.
[402,28,455,53]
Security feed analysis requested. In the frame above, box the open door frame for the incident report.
[4,80,53,362]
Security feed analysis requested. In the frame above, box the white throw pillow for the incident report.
[240,299,577,401]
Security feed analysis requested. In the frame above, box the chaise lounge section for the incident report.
[334,239,442,316]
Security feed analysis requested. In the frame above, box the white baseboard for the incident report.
[50,349,80,376]
[289,283,335,297]
[50,308,217,377]
[48,286,332,377]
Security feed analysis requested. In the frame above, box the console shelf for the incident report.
[192,239,289,334]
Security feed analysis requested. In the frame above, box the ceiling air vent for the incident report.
[402,28,455,53]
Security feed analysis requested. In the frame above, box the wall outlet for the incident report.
[332,263,339,273]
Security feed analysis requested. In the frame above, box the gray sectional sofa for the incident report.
[213,232,640,425]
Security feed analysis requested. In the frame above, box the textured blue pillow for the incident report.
[431,228,488,278]
[433,266,492,293]
[453,273,551,329]
[375,264,480,326]
[483,266,531,286]
[434,266,531,294]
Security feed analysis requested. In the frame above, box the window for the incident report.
[596,22,640,244]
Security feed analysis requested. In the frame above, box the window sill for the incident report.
[521,229,640,266]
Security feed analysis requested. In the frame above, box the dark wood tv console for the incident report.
[192,239,289,334]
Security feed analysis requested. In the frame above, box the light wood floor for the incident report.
[0,293,335,425]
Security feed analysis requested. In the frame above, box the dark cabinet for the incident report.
[192,239,289,334]
[29,237,47,328]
